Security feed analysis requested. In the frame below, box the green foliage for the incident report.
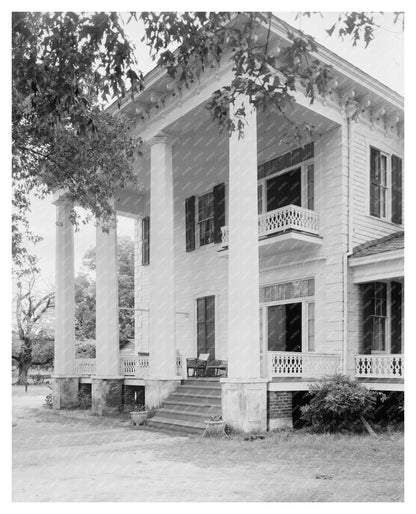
[12,12,142,272]
[301,374,380,433]
[74,235,134,342]
[75,340,96,359]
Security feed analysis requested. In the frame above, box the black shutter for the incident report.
[361,283,374,354]
[391,155,403,224]
[185,196,196,252]
[141,216,150,265]
[213,183,225,244]
[390,281,402,354]
[370,148,380,217]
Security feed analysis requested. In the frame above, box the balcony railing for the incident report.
[75,358,96,376]
[221,204,320,247]
[354,354,404,379]
[269,351,341,379]
[75,354,185,379]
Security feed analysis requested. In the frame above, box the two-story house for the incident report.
[52,15,404,433]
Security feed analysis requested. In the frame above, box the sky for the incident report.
[22,11,404,290]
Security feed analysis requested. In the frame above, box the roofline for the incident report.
[108,13,403,113]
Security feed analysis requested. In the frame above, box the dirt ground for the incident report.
[12,384,404,502]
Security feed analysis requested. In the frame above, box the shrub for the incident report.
[300,374,380,433]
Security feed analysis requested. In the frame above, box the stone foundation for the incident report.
[221,379,268,433]
[267,391,293,430]
[91,378,124,416]
[52,376,80,409]
[144,379,181,409]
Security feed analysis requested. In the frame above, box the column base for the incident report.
[52,376,80,409]
[91,378,124,416]
[144,379,181,409]
[221,378,268,433]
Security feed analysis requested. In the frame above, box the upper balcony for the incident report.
[219,204,322,255]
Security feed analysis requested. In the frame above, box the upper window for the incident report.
[369,147,403,224]
[198,192,214,246]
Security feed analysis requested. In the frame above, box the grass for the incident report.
[13,384,404,502]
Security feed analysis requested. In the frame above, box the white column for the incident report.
[95,214,120,377]
[148,133,176,379]
[227,97,261,379]
[54,199,76,375]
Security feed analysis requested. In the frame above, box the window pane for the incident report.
[197,298,205,322]
[370,184,381,217]
[206,296,215,323]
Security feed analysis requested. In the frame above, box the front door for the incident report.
[197,295,215,360]
[267,302,302,352]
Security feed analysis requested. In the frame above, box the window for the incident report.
[307,302,315,352]
[370,147,387,218]
[369,148,403,224]
[198,192,214,246]
[257,144,315,215]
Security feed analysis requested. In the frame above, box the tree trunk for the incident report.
[16,360,31,389]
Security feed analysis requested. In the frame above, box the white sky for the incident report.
[22,12,404,289]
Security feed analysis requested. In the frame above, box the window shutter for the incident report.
[185,196,196,252]
[213,182,226,244]
[361,283,373,354]
[390,281,402,354]
[391,155,403,224]
[141,216,150,266]
[370,148,380,217]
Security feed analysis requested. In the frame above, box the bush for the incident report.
[300,374,380,433]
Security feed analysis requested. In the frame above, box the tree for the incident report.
[13,274,54,387]
[12,12,403,271]
[74,235,135,343]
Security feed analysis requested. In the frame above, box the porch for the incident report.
[74,351,342,381]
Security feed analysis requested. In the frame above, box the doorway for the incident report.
[267,302,302,352]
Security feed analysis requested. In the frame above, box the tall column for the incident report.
[145,133,180,408]
[52,197,79,408]
[221,97,267,432]
[92,213,123,415]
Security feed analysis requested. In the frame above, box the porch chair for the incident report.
[186,353,210,377]
[206,359,228,377]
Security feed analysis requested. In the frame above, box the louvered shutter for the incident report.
[185,196,196,252]
[361,283,374,354]
[390,281,402,354]
[213,182,225,244]
[391,155,403,224]
[141,216,150,265]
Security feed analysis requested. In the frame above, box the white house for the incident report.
[52,15,404,433]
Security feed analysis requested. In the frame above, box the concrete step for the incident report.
[170,392,222,403]
[177,385,222,395]
[159,407,221,421]
[184,379,221,388]
[164,398,221,409]
[147,416,205,433]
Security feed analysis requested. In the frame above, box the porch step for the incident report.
[146,378,222,434]
[147,416,206,434]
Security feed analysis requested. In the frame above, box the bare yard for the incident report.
[12,385,404,502]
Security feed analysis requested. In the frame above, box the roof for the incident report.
[351,231,404,258]
[108,13,403,115]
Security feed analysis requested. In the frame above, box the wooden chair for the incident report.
[206,359,228,377]
[186,353,210,377]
